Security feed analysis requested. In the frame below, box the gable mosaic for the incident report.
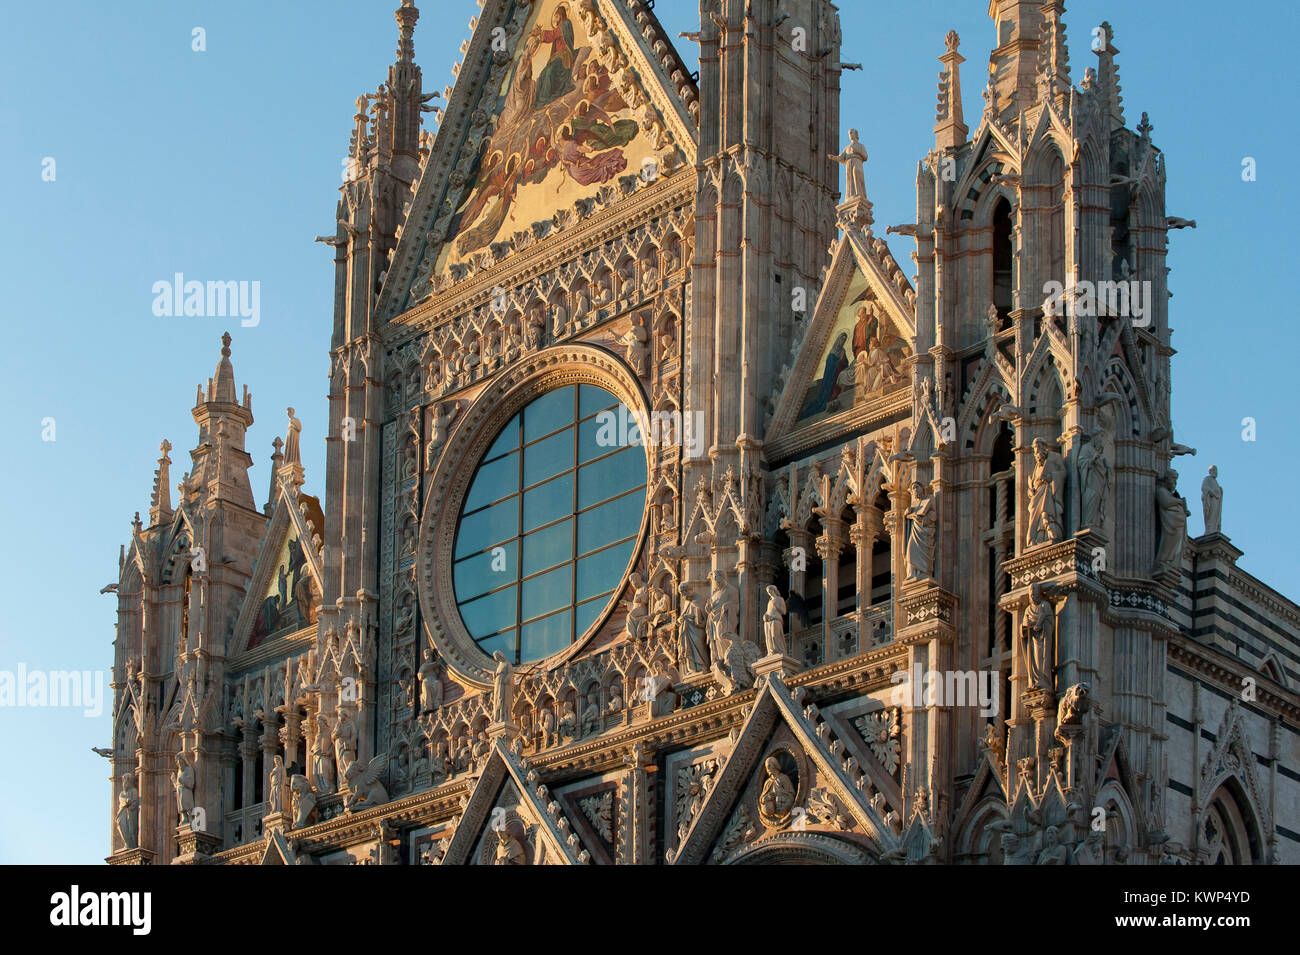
[436,0,666,271]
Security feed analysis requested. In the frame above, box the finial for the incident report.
[945,30,959,53]
[221,331,232,358]
[1138,111,1153,139]
[395,1,420,63]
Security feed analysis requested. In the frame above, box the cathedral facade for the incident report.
[106,0,1299,865]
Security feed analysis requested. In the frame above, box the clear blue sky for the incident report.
[1,0,1294,864]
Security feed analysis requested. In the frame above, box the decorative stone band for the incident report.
[1004,534,1107,592]
[416,343,651,689]
[894,585,957,647]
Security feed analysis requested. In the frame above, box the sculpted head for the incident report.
[1209,464,1218,478]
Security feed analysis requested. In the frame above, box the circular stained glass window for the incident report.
[452,384,647,664]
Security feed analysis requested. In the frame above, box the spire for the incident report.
[189,332,256,510]
[1094,21,1125,129]
[986,0,1046,121]
[266,437,284,514]
[209,332,236,404]
[395,1,419,64]
[1036,0,1070,107]
[934,31,968,150]
[148,440,174,527]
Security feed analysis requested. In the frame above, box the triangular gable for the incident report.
[671,676,901,865]
[441,739,589,865]
[378,0,698,320]
[767,238,914,443]
[228,479,325,659]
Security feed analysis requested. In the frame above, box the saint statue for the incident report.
[268,755,286,814]
[491,650,513,725]
[418,648,442,715]
[312,713,336,793]
[830,128,869,200]
[284,407,302,465]
[1035,825,1069,865]
[1201,465,1223,535]
[1020,583,1055,695]
[116,771,140,850]
[705,570,739,659]
[174,751,196,826]
[1076,429,1110,534]
[677,584,709,672]
[1155,471,1190,573]
[758,756,796,827]
[763,585,787,656]
[1026,438,1067,546]
[624,573,650,640]
[332,708,357,781]
[905,481,937,582]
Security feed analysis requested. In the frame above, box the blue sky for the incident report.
[0,0,1294,864]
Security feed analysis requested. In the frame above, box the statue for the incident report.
[174,751,196,826]
[116,771,140,850]
[267,754,286,814]
[1026,437,1067,546]
[557,698,578,737]
[425,402,459,468]
[1035,825,1069,864]
[1201,464,1222,535]
[1074,828,1105,865]
[1057,682,1091,726]
[624,572,650,640]
[332,708,357,781]
[757,756,797,828]
[417,648,442,715]
[312,713,336,793]
[1155,470,1190,574]
[762,585,787,656]
[342,754,389,811]
[1020,583,1056,695]
[904,481,937,582]
[1076,429,1110,534]
[677,584,709,672]
[705,570,740,659]
[494,827,527,865]
[830,128,869,200]
[284,407,302,465]
[619,313,650,376]
[491,650,513,725]
[580,688,602,736]
[289,774,317,829]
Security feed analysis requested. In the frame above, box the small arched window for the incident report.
[992,199,1014,322]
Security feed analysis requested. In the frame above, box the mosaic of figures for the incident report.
[403,0,693,302]
[436,0,669,270]
[798,266,911,426]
